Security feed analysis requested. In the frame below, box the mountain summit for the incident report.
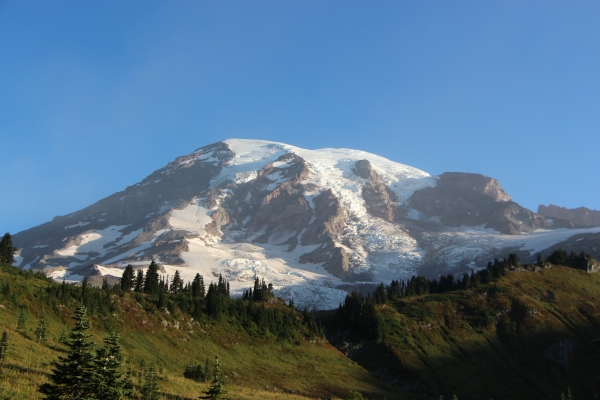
[12,139,600,308]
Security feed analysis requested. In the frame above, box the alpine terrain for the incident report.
[12,139,600,309]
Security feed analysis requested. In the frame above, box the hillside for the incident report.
[0,262,406,400]
[324,261,600,400]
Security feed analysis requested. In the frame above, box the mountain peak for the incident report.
[11,139,600,309]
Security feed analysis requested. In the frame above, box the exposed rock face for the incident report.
[13,141,232,268]
[10,139,600,310]
[409,172,549,235]
[538,204,600,228]
[440,172,512,202]
[353,160,398,222]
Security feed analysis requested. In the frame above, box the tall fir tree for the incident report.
[16,306,26,334]
[206,283,223,319]
[200,356,228,400]
[191,273,205,298]
[140,360,160,400]
[81,276,89,304]
[120,265,135,291]
[0,331,7,363]
[171,270,183,294]
[144,261,160,295]
[0,232,17,265]
[35,311,48,344]
[204,357,211,383]
[92,331,130,400]
[39,305,96,400]
[134,269,144,292]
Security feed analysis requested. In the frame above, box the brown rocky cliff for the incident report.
[409,172,549,235]
[538,204,600,228]
[353,160,398,222]
[437,172,512,202]
[298,189,350,279]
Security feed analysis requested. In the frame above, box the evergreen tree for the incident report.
[81,276,89,303]
[206,283,223,319]
[199,356,228,400]
[92,332,130,400]
[120,265,135,291]
[204,357,211,383]
[0,232,17,265]
[191,273,205,298]
[184,361,206,382]
[39,304,96,399]
[140,360,160,400]
[35,311,48,344]
[16,306,26,334]
[345,391,365,400]
[144,261,160,295]
[134,270,144,292]
[536,253,544,266]
[0,331,8,363]
[171,270,183,294]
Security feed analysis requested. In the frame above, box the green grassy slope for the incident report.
[0,265,407,400]
[327,266,600,400]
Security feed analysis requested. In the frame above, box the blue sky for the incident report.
[1,1,599,234]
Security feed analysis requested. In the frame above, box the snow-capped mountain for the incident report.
[12,139,600,309]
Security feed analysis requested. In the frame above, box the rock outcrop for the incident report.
[538,204,600,228]
[409,172,549,235]
[353,160,397,222]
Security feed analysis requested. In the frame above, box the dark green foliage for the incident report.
[39,305,96,399]
[204,357,211,381]
[171,270,183,294]
[184,361,207,382]
[217,274,229,297]
[0,331,7,363]
[206,283,224,319]
[191,273,205,298]
[536,253,544,266]
[0,232,17,265]
[2,259,321,346]
[244,277,273,302]
[16,306,27,334]
[134,269,144,292]
[546,248,592,270]
[507,253,520,267]
[334,292,380,340]
[144,261,160,295]
[333,255,517,340]
[199,356,228,400]
[345,390,365,400]
[92,332,130,400]
[120,265,135,291]
[81,276,89,303]
[140,361,160,400]
[35,311,48,343]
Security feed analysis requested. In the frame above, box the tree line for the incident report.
[332,254,519,340]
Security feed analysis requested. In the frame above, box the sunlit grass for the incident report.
[0,267,404,399]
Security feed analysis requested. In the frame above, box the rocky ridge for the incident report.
[11,139,600,309]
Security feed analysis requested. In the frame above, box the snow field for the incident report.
[55,225,139,259]
[169,199,215,234]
